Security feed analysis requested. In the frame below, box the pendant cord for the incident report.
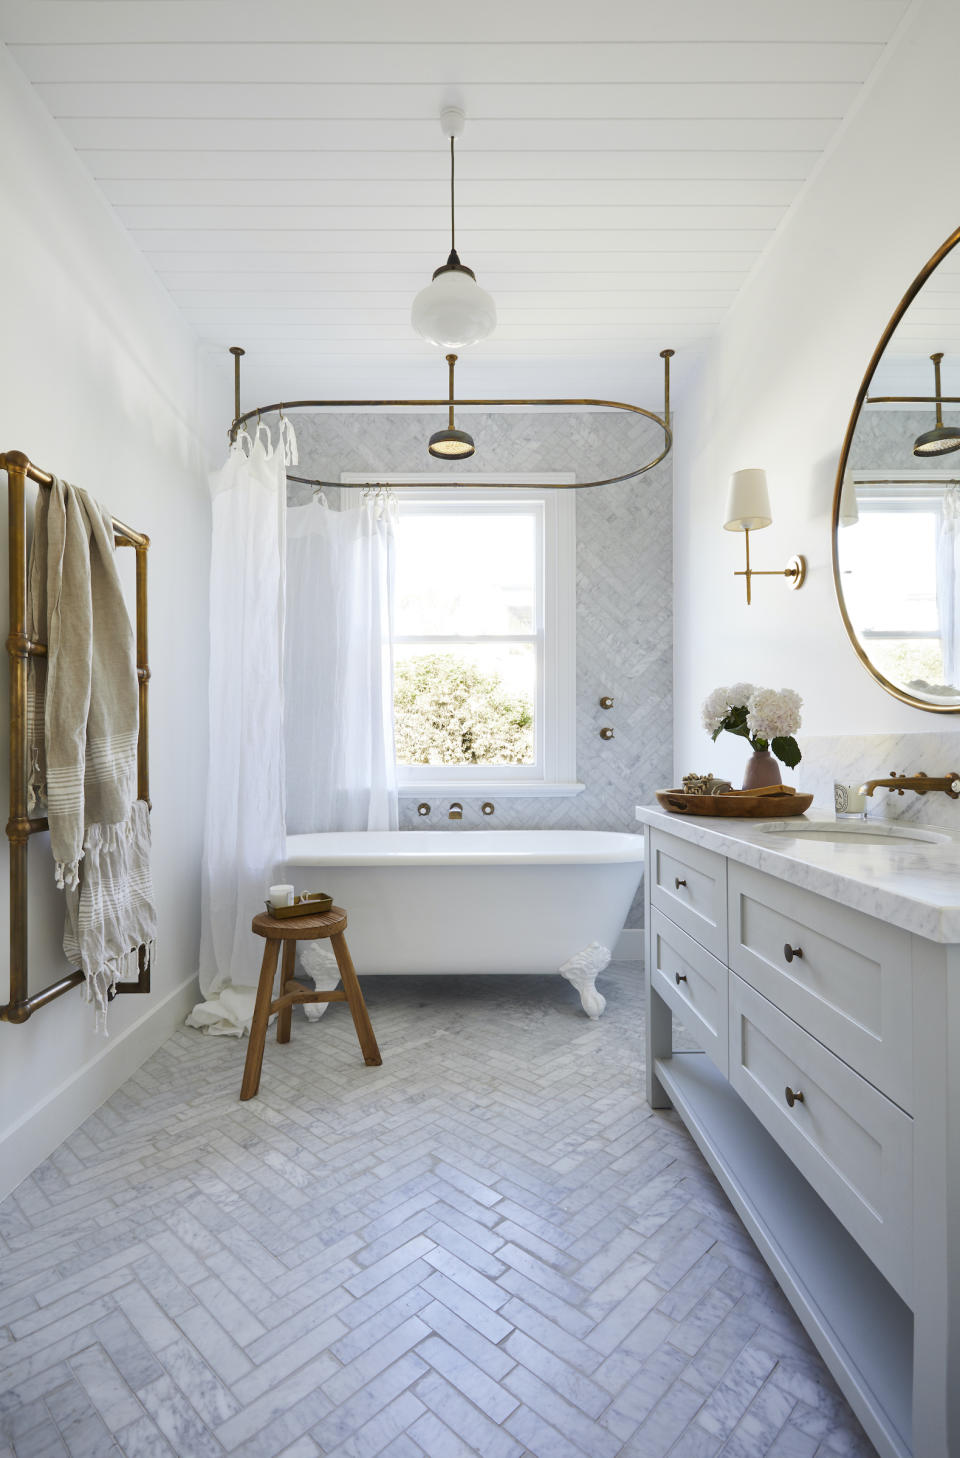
[450,136,456,254]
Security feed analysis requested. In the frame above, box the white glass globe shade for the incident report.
[411,267,497,349]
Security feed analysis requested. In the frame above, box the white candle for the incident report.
[269,883,294,907]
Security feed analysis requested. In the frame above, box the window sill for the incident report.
[398,781,585,799]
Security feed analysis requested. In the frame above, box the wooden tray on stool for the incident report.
[656,785,813,818]
[266,892,333,919]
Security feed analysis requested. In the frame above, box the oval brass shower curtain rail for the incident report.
[228,346,675,490]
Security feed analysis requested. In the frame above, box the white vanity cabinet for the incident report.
[639,809,960,1458]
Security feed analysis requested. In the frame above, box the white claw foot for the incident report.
[559,942,612,1018]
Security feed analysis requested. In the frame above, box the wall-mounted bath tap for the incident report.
[599,696,614,709]
[448,802,463,820]
[417,803,431,817]
[858,769,960,799]
[599,727,614,740]
[481,802,495,816]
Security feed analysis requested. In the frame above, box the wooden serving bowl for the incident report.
[655,787,814,818]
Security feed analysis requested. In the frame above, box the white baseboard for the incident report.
[614,928,643,962]
[0,973,199,1203]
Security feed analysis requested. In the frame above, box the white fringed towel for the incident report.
[27,477,156,1030]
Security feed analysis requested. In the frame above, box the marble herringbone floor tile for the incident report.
[0,966,875,1458]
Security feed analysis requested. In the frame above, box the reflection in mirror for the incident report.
[835,229,960,710]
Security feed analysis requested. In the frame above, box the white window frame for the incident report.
[849,470,947,645]
[341,474,582,797]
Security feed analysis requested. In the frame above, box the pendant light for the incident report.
[914,352,960,457]
[411,107,497,351]
[428,353,475,459]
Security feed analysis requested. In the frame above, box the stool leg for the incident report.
[330,931,382,1066]
[241,938,280,1101]
[277,941,297,1045]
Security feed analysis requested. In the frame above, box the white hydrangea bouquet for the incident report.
[701,683,803,772]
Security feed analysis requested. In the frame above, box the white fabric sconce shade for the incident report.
[724,468,773,532]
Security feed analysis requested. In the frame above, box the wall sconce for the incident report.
[723,468,806,606]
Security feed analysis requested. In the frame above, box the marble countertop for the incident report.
[636,803,960,943]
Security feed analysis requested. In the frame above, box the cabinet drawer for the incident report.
[728,863,912,1112]
[650,911,728,1076]
[649,830,727,959]
[729,974,913,1303]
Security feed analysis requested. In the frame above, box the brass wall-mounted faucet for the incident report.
[858,770,960,799]
[448,802,463,820]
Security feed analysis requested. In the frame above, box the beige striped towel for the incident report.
[27,477,156,1029]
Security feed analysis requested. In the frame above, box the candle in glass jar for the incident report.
[269,883,294,907]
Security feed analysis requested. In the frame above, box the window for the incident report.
[341,477,580,796]
[843,480,944,686]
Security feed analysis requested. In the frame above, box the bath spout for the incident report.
[858,770,960,799]
[448,802,463,820]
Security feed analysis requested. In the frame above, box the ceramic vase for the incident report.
[742,748,782,790]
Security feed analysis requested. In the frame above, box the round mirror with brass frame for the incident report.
[833,224,960,712]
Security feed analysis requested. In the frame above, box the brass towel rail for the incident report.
[0,451,151,1023]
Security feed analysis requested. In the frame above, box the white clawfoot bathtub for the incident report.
[284,830,644,1018]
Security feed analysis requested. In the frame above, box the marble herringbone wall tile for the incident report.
[283,410,673,926]
[799,729,960,828]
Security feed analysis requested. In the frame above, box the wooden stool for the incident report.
[240,906,382,1101]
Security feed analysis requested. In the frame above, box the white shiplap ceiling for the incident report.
[1,1,911,407]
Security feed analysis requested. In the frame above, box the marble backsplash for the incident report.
[797,729,960,830]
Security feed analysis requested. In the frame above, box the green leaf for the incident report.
[772,735,802,769]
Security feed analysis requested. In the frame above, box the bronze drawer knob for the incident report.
[783,943,803,964]
[675,971,687,985]
[784,1086,804,1108]
[675,877,687,890]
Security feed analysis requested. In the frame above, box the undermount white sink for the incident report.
[761,821,950,847]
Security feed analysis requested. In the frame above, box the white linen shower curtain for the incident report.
[285,492,399,834]
[189,424,290,1036]
[937,485,960,688]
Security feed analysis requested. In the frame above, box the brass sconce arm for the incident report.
[734,528,806,606]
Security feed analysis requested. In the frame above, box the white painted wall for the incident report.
[0,47,209,1197]
[674,0,960,783]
